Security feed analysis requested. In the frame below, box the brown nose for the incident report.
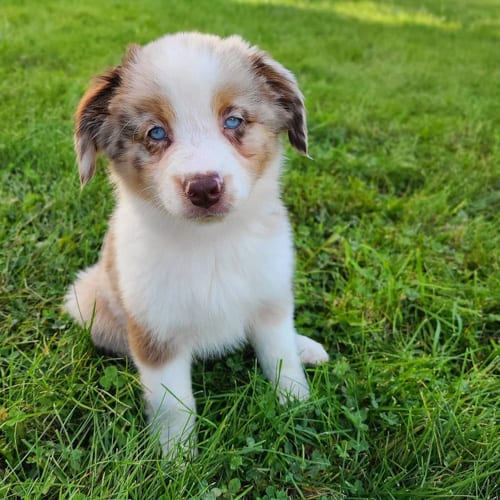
[185,174,223,208]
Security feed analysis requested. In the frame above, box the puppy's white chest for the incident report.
[114,204,292,355]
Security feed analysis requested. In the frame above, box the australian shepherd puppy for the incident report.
[64,32,328,457]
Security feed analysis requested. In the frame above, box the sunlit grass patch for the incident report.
[332,1,461,29]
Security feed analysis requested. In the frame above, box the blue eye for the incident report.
[224,116,243,129]
[148,126,168,140]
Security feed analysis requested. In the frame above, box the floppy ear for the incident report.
[249,50,308,156]
[74,66,122,186]
[74,44,140,186]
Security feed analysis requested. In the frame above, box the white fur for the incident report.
[65,32,329,458]
[138,355,196,455]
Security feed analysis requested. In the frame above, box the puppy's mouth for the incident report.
[184,203,232,222]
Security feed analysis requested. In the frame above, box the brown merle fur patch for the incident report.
[127,315,174,367]
[102,93,176,200]
[248,51,308,155]
[75,45,141,185]
[212,87,280,180]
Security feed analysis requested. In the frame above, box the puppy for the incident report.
[64,32,329,457]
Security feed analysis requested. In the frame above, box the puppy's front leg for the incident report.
[128,319,196,457]
[136,356,196,457]
[249,303,310,402]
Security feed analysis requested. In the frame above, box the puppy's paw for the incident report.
[161,440,198,462]
[296,334,329,366]
[157,424,198,461]
[276,373,310,404]
[147,405,197,460]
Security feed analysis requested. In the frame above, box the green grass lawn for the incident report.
[1,0,499,497]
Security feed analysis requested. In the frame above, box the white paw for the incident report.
[147,405,197,459]
[161,439,198,461]
[157,424,197,460]
[277,380,310,404]
[296,334,329,366]
[276,369,310,403]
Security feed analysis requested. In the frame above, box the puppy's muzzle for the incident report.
[184,174,223,209]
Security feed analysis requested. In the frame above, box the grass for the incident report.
[0,0,499,497]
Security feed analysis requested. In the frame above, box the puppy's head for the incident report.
[75,32,307,220]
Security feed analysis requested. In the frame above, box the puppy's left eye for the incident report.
[224,116,243,129]
[148,126,168,141]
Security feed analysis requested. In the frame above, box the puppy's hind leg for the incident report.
[64,263,129,357]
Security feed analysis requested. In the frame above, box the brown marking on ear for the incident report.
[75,66,123,186]
[248,51,308,156]
[74,43,142,187]
[286,96,308,157]
[127,315,174,367]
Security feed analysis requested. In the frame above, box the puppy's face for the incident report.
[75,33,307,220]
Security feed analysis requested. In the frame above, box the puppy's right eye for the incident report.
[224,116,244,130]
[148,126,168,141]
